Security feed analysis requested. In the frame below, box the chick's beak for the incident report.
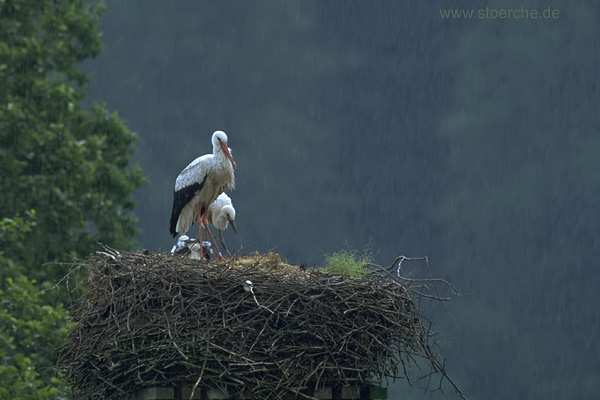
[229,219,237,234]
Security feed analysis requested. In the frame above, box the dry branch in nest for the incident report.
[57,249,464,399]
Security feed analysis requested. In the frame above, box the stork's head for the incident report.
[212,130,237,169]
[216,204,237,232]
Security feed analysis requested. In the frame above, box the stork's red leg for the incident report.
[202,216,225,262]
[196,203,204,260]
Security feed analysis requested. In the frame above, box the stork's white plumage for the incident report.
[169,131,236,260]
[206,193,237,256]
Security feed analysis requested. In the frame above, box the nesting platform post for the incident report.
[131,385,387,399]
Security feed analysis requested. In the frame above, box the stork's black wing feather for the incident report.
[169,177,206,237]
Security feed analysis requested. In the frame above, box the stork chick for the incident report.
[206,193,237,257]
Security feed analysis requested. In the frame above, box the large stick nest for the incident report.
[58,249,462,399]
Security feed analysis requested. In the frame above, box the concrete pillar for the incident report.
[131,385,387,399]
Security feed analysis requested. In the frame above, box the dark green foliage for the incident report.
[0,0,143,280]
[0,214,71,399]
[0,0,143,398]
[0,275,70,399]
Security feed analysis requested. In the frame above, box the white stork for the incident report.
[206,192,237,257]
[169,130,236,260]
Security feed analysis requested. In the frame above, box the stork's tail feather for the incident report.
[169,200,182,237]
[169,216,178,237]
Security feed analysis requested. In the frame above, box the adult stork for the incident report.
[169,130,236,260]
[206,192,237,257]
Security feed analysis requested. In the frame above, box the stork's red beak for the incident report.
[221,143,237,169]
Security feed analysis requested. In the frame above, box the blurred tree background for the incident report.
[0,0,142,397]
[2,0,599,399]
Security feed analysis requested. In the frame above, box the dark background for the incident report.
[83,1,600,399]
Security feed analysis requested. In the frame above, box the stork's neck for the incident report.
[215,146,235,171]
